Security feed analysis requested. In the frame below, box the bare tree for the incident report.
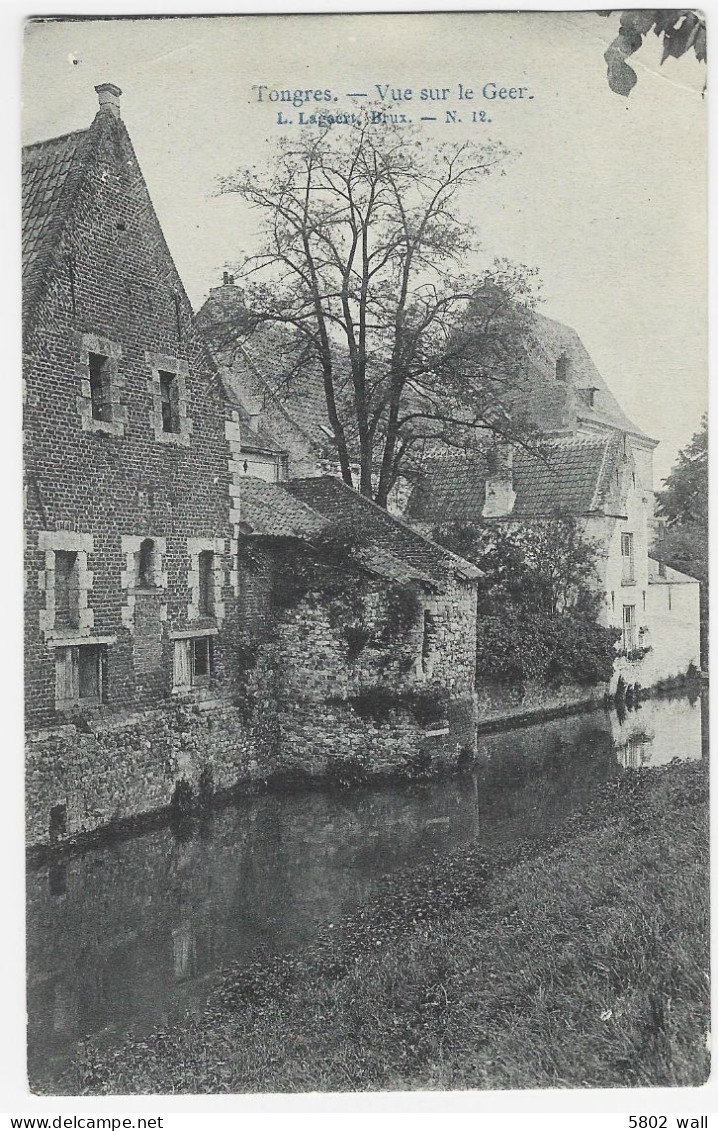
[219,118,539,507]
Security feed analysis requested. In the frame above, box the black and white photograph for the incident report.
[17,7,709,1103]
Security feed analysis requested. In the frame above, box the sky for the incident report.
[22,11,707,485]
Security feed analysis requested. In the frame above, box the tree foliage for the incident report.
[654,415,708,662]
[655,414,707,531]
[434,515,620,688]
[219,120,539,507]
[602,10,707,96]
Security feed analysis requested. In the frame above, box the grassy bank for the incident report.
[62,759,709,1094]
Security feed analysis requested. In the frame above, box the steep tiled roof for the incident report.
[199,288,339,452]
[22,128,92,329]
[215,369,283,455]
[238,478,327,539]
[406,437,618,522]
[238,476,448,586]
[508,308,652,442]
[286,476,481,582]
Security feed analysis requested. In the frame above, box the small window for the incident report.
[159,371,180,433]
[173,636,213,690]
[198,551,214,617]
[621,532,635,584]
[89,353,112,423]
[54,551,79,629]
[193,636,212,682]
[49,805,67,841]
[555,354,568,382]
[137,538,155,589]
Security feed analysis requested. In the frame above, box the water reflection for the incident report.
[26,691,705,1092]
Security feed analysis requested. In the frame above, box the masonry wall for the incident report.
[24,111,240,730]
[474,679,607,728]
[25,704,267,850]
[241,556,479,771]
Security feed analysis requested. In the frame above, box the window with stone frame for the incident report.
[55,644,105,708]
[54,551,80,629]
[136,538,156,589]
[147,353,191,446]
[159,371,180,434]
[88,353,113,423]
[76,333,125,436]
[198,550,215,617]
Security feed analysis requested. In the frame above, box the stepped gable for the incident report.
[286,475,481,583]
[406,435,618,522]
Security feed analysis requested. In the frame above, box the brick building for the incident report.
[23,84,482,849]
[23,84,241,728]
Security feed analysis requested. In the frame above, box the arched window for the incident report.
[137,538,155,588]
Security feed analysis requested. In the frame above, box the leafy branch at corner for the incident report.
[602,10,706,96]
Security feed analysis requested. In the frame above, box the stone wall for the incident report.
[475,678,606,729]
[25,702,270,850]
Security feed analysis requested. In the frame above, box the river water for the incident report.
[26,690,707,1092]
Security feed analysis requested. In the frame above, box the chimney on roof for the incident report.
[95,83,122,120]
[482,443,516,519]
[222,271,236,286]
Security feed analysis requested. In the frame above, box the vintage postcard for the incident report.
[21,10,708,1099]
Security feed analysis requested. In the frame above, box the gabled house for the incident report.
[22,84,483,849]
[23,84,242,728]
[23,84,257,845]
[406,416,700,691]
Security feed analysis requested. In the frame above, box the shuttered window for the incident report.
[55,645,103,707]
[173,639,192,690]
[173,636,213,690]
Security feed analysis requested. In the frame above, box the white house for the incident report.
[404,309,701,691]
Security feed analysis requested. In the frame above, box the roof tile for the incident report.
[406,437,615,522]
